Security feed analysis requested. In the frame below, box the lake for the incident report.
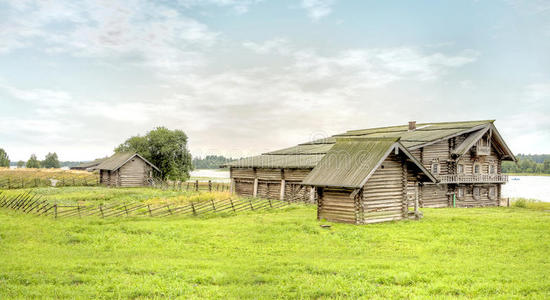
[502,176,550,202]
[191,170,550,202]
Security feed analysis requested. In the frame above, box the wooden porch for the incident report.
[438,174,508,183]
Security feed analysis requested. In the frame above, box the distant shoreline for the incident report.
[505,173,550,177]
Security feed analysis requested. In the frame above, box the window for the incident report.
[474,163,481,174]
[457,164,464,174]
[489,165,496,174]
[432,163,439,175]
[473,187,480,199]
[457,188,464,198]
[489,186,496,198]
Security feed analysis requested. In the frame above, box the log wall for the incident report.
[230,167,313,202]
[361,153,406,224]
[317,187,357,224]
[118,157,152,187]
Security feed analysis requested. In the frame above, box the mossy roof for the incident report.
[96,152,160,172]
[226,120,505,169]
[301,138,437,188]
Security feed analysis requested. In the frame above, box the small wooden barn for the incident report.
[301,138,436,224]
[96,153,160,187]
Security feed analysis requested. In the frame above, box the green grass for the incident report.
[505,173,550,176]
[0,205,549,298]
[1,186,231,206]
[511,198,550,210]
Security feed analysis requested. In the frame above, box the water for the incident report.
[190,169,230,182]
[190,170,549,202]
[502,176,550,202]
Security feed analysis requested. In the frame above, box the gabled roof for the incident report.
[71,157,108,170]
[451,124,516,161]
[227,120,514,170]
[96,152,160,172]
[301,137,437,188]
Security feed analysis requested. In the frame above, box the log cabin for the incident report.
[224,120,516,224]
[97,152,160,187]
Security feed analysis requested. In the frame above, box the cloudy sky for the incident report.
[1,0,549,161]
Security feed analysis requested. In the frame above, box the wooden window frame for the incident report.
[457,187,464,198]
[473,163,481,175]
[431,162,439,175]
[489,186,496,199]
[489,164,496,174]
[473,187,480,199]
[457,164,464,174]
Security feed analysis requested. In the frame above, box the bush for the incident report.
[513,199,527,208]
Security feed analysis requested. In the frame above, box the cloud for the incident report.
[301,0,335,21]
[0,0,219,76]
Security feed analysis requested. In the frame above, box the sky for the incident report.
[1,0,549,162]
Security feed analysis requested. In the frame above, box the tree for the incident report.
[26,154,41,168]
[16,160,25,168]
[42,152,60,168]
[0,148,9,167]
[544,159,550,174]
[115,127,193,180]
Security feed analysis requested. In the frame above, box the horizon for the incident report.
[1,0,549,161]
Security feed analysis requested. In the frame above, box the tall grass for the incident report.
[511,198,550,210]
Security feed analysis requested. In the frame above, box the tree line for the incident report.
[502,154,550,174]
[0,149,61,169]
[192,155,235,169]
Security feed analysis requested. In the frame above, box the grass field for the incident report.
[0,168,98,189]
[0,201,549,298]
[1,186,231,206]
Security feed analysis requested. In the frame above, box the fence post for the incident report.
[195,180,199,192]
[269,198,272,208]
[99,205,104,218]
[148,204,152,217]
[208,180,212,192]
[72,178,75,186]
[211,199,216,211]
[54,204,58,219]
[249,199,254,210]
[77,204,81,218]
[507,197,510,207]
[167,204,173,215]
[124,204,129,216]
[34,178,38,187]
[62,177,65,186]
[230,199,235,212]
[191,202,196,215]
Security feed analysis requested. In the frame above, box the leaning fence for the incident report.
[153,179,231,193]
[0,176,99,189]
[0,191,291,219]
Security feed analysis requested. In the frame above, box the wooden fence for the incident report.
[0,191,290,219]
[0,176,99,189]
[154,179,230,193]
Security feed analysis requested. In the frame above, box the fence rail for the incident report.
[0,191,290,219]
[0,176,99,189]
[152,179,231,193]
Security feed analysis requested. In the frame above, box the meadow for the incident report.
[1,186,231,206]
[0,192,549,298]
[0,168,98,189]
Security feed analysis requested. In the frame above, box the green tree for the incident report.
[0,148,9,167]
[16,160,25,168]
[115,127,193,180]
[544,159,550,174]
[26,154,41,168]
[42,152,60,168]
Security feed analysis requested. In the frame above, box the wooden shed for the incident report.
[96,153,160,187]
[301,138,436,224]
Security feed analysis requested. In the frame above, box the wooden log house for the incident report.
[225,120,516,224]
[96,152,160,187]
